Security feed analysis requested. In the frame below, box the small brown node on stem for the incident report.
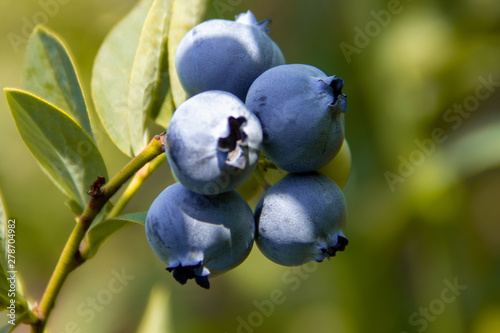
[155,131,167,153]
[73,249,86,268]
[87,176,106,196]
[31,302,41,318]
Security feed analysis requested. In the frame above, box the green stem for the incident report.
[107,154,166,219]
[31,134,165,333]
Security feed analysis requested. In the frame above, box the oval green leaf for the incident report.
[83,212,147,259]
[168,0,210,107]
[151,88,175,128]
[22,25,93,140]
[91,0,154,156]
[0,190,9,310]
[129,0,175,155]
[0,190,7,272]
[4,89,108,211]
[0,195,34,324]
[0,274,37,328]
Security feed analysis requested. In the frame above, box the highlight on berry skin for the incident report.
[145,183,255,289]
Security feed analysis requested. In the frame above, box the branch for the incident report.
[31,133,165,333]
[107,154,166,219]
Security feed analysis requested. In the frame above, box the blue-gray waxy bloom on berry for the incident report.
[175,10,285,101]
[145,183,255,289]
[166,90,263,195]
[246,64,347,173]
[255,173,348,266]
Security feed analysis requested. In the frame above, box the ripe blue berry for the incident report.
[246,64,347,173]
[145,183,256,289]
[255,173,348,266]
[166,91,263,195]
[175,10,285,101]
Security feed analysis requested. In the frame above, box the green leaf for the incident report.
[0,325,11,333]
[0,190,9,309]
[22,25,93,140]
[84,212,146,259]
[91,0,155,157]
[0,194,35,325]
[136,285,172,333]
[65,198,84,216]
[151,88,175,128]
[168,0,210,107]
[0,271,9,309]
[0,190,7,273]
[4,89,108,211]
[129,0,175,155]
[0,303,38,331]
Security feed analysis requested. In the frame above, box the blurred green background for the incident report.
[1,0,500,332]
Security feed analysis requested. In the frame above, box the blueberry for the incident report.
[246,64,347,173]
[145,183,255,289]
[175,10,285,101]
[166,91,263,195]
[255,173,348,266]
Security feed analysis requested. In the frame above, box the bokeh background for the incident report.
[1,0,500,332]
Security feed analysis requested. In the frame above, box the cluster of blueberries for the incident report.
[145,11,348,289]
